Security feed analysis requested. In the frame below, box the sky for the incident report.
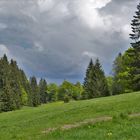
[0,0,138,83]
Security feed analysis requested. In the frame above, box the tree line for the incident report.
[84,2,140,97]
[0,2,140,112]
[111,2,140,95]
[0,56,83,112]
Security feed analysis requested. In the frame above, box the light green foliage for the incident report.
[106,76,113,95]
[21,87,28,105]
[0,92,140,139]
[58,80,82,101]
[112,48,139,94]
[47,83,58,102]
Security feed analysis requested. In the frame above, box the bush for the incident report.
[63,95,70,103]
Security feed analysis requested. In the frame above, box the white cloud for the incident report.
[38,0,54,12]
[121,24,131,40]
[0,0,137,82]
[82,51,97,58]
[0,44,10,57]
[73,0,112,28]
[34,42,44,52]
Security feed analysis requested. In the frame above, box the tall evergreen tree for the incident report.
[83,59,109,99]
[94,59,110,97]
[83,59,95,99]
[129,2,140,91]
[130,3,140,49]
[39,78,47,104]
[30,76,40,107]
[9,59,22,109]
[0,55,16,111]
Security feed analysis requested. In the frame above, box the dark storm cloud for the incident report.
[0,0,138,82]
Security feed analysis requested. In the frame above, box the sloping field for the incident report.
[0,92,140,140]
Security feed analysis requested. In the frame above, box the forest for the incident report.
[0,2,140,113]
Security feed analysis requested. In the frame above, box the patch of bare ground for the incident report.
[42,113,140,134]
[129,113,140,118]
[42,116,112,134]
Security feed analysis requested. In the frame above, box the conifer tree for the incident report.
[129,3,140,91]
[94,59,109,97]
[30,76,40,107]
[83,59,109,99]
[9,59,22,109]
[130,3,140,49]
[83,59,95,99]
[0,55,16,111]
[39,78,47,104]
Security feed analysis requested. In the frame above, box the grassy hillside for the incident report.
[0,92,140,140]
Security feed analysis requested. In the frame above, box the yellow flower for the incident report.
[107,132,112,136]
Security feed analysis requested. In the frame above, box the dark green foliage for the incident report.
[112,53,125,95]
[0,54,43,112]
[130,3,140,49]
[29,76,40,107]
[112,3,140,95]
[39,78,47,104]
[127,48,140,91]
[83,59,95,99]
[83,59,109,99]
[9,60,22,109]
[94,59,110,97]
[129,2,140,91]
[0,55,22,111]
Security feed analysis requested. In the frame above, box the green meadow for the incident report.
[0,92,140,140]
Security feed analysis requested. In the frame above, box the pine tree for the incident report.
[39,78,47,104]
[83,59,95,99]
[9,59,22,109]
[94,59,110,97]
[1,79,16,111]
[129,3,140,91]
[30,76,40,107]
[130,3,140,49]
[0,55,16,111]
[83,59,109,99]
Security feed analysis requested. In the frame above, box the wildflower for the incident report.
[107,132,112,136]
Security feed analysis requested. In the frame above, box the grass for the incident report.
[0,92,140,140]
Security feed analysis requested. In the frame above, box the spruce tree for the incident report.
[83,59,109,99]
[129,3,140,91]
[9,59,22,109]
[83,59,95,99]
[39,78,47,104]
[94,59,110,97]
[130,3,140,49]
[30,76,40,107]
[0,55,16,111]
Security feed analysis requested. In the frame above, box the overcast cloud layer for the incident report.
[0,0,138,83]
